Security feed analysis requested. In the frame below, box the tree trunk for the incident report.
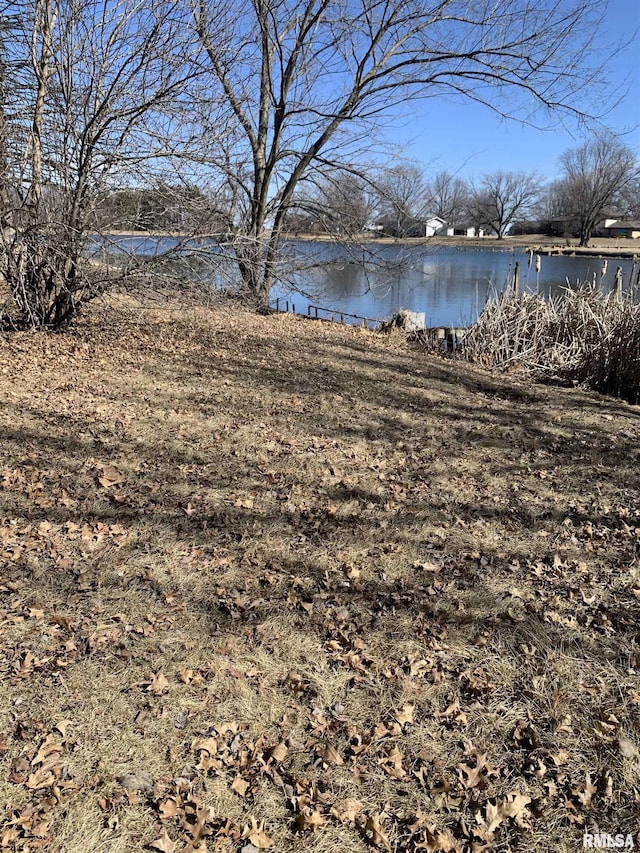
[236,243,271,310]
[578,224,592,247]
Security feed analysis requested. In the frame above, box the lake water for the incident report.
[90,235,638,328]
[276,241,638,328]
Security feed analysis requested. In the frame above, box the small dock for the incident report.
[272,298,378,329]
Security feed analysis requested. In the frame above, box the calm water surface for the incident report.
[90,235,637,328]
[276,241,638,327]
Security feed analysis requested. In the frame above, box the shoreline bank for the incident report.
[281,232,640,259]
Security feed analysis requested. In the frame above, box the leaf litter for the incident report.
[0,296,639,851]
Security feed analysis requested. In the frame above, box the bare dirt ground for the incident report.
[0,298,639,852]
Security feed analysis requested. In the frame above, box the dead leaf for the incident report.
[576,773,597,808]
[149,829,177,853]
[365,813,392,851]
[55,719,73,737]
[382,745,406,779]
[214,722,239,737]
[0,828,20,847]
[481,799,506,836]
[502,791,532,827]
[478,791,531,838]
[269,742,288,762]
[97,464,125,488]
[9,754,30,784]
[147,671,170,695]
[193,736,218,756]
[407,808,428,833]
[243,817,273,849]
[159,798,182,820]
[320,742,343,765]
[28,607,45,618]
[231,776,250,797]
[395,703,415,726]
[549,749,568,766]
[178,668,198,684]
[330,799,363,823]
[414,561,442,573]
[461,762,482,789]
[234,496,255,509]
[294,807,324,832]
[30,819,52,838]
[25,767,56,789]
[189,805,213,843]
[31,734,64,766]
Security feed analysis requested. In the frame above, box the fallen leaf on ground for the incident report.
[159,798,182,820]
[147,671,170,695]
[97,464,125,487]
[231,776,250,797]
[243,817,273,849]
[149,829,177,853]
[269,742,288,762]
[365,813,392,851]
[320,742,343,765]
[295,807,324,831]
[31,735,63,766]
[395,703,415,725]
[330,799,363,823]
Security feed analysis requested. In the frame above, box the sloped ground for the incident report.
[0,298,638,853]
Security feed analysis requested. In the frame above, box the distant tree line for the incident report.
[95,184,222,233]
[283,136,639,245]
[89,136,640,247]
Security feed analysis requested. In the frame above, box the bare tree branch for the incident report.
[0,0,197,328]
[549,135,639,246]
[188,0,612,305]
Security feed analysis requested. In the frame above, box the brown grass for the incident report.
[0,296,639,852]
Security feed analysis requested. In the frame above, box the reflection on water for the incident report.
[89,234,637,329]
[277,241,637,328]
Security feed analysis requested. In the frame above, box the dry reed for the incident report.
[463,284,640,403]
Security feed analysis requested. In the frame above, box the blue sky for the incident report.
[385,0,640,182]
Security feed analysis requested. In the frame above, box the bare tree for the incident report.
[0,0,192,329]
[425,170,469,227]
[190,0,608,307]
[468,171,540,238]
[290,170,377,236]
[618,174,640,221]
[551,136,639,245]
[375,162,428,236]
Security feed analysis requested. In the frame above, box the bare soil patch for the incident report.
[0,299,638,852]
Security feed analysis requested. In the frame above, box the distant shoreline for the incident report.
[102,230,640,260]
[281,232,640,259]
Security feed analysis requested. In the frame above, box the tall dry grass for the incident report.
[463,283,640,403]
